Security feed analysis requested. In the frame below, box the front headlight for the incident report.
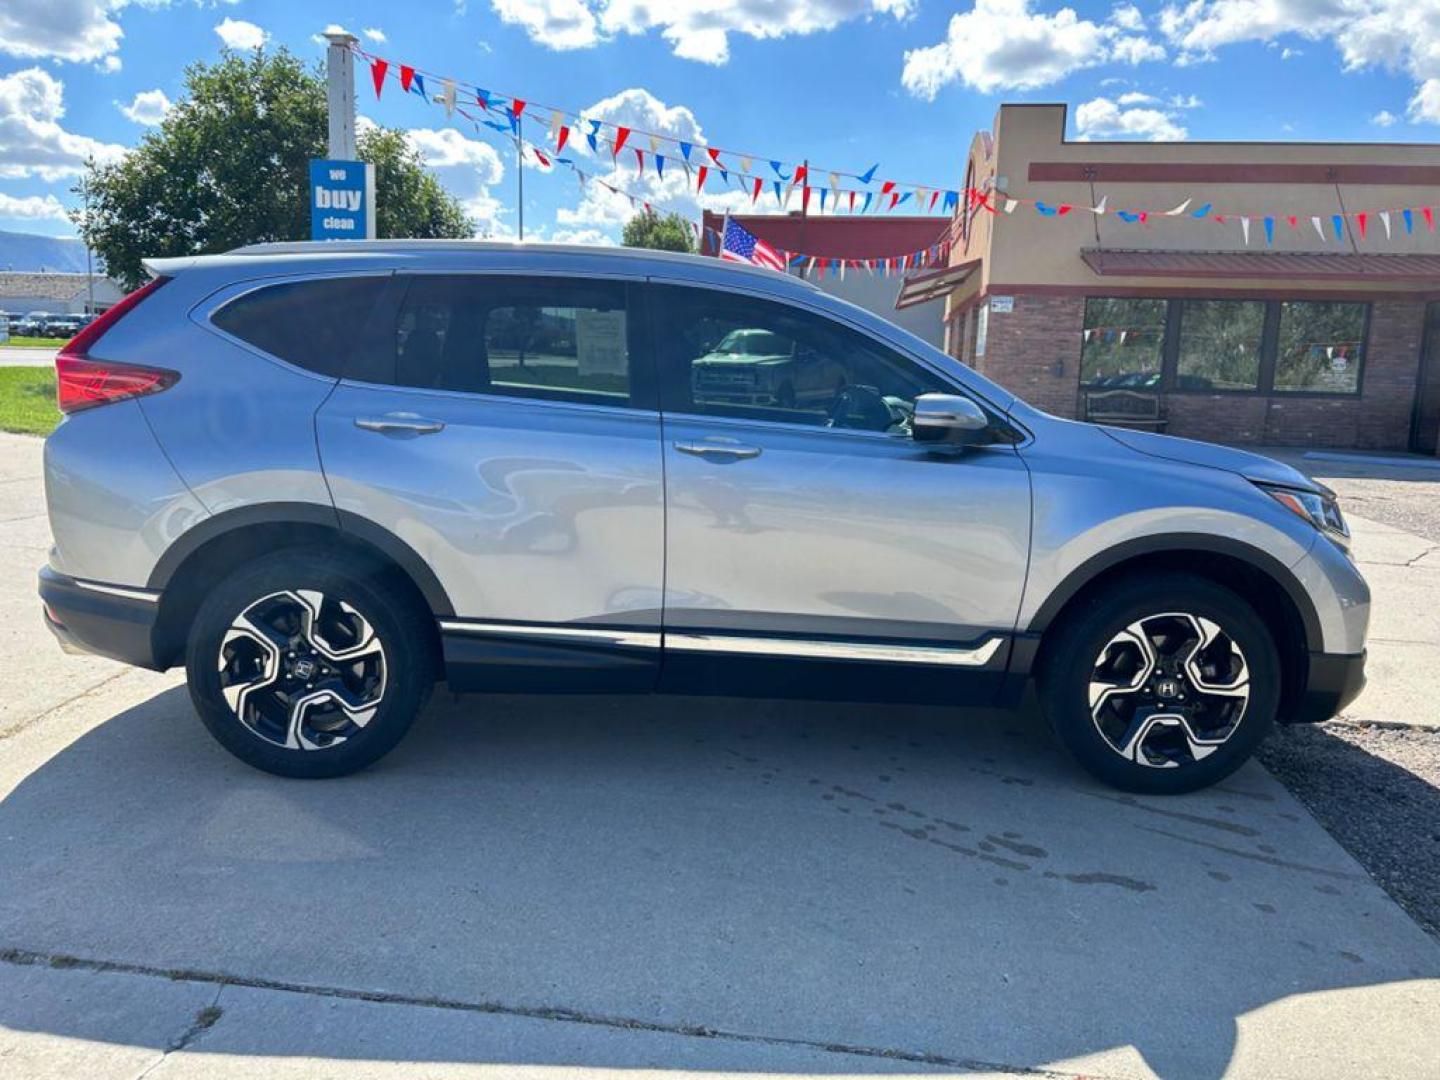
[1257,482,1350,546]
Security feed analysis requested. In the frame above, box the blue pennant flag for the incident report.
[896,192,912,207]
[412,73,426,99]
[1263,217,1275,245]
[679,141,693,161]
[655,155,665,178]
[1332,214,1344,241]
[586,131,598,153]
[818,188,828,212]
[1404,208,1415,234]
[858,163,878,185]
[770,159,789,180]
[1037,201,1059,216]
[861,192,873,214]
[1117,210,1140,223]
[943,190,959,211]
[1191,203,1212,218]
[773,180,783,204]
[482,120,509,133]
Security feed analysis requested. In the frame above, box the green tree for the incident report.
[621,208,696,253]
[73,47,471,290]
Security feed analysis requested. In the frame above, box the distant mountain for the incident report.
[0,230,93,274]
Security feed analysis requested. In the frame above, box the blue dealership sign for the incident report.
[310,159,375,240]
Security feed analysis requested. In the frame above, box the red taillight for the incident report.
[56,276,177,415]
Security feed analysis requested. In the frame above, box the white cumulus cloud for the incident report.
[1074,95,1188,140]
[0,67,125,182]
[1372,108,1399,125]
[492,0,913,64]
[0,0,123,66]
[116,88,171,126]
[215,17,268,51]
[0,191,70,223]
[362,27,386,42]
[902,0,1166,98]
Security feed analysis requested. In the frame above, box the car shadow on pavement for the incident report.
[1,685,1438,1078]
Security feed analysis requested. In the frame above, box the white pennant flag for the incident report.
[917,187,928,207]
[549,110,563,141]
[1004,198,1018,214]
[828,171,839,190]
[1240,216,1251,245]
[648,134,660,153]
[1312,215,1325,241]
[1380,210,1392,238]
[839,259,846,281]
[1092,195,1108,215]
[741,155,753,174]
[442,79,456,117]
[1165,198,1192,216]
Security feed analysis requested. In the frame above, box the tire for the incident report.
[1036,572,1280,795]
[185,548,436,778]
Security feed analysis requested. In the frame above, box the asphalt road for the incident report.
[0,347,57,367]
[2,432,1438,1079]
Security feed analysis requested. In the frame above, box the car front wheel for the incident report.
[185,549,436,778]
[1037,572,1280,794]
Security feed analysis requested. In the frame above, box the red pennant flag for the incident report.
[751,177,762,203]
[1138,211,1149,224]
[881,180,895,195]
[476,89,489,110]
[634,148,644,174]
[534,149,550,167]
[399,65,415,93]
[1058,204,1072,216]
[929,190,939,211]
[370,59,388,98]
[613,126,630,156]
[793,164,807,186]
[802,186,811,213]
[510,98,525,118]
[556,125,569,153]
[889,191,900,209]
[1356,212,1368,239]
[696,165,708,191]
[1426,207,1436,232]
[849,191,856,212]
[1286,215,1298,229]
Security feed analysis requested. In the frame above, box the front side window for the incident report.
[1081,298,1166,388]
[393,276,632,405]
[653,285,944,434]
[1175,300,1265,392]
[212,276,387,377]
[1275,301,1365,394]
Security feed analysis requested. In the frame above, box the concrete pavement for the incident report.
[1,431,1438,1079]
[0,347,56,367]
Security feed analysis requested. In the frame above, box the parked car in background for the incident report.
[38,242,1369,794]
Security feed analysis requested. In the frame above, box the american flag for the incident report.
[719,216,786,271]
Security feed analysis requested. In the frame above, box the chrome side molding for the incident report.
[664,632,1003,666]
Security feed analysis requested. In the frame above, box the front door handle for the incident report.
[355,414,446,436]
[673,440,762,461]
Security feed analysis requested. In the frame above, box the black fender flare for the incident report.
[146,501,456,616]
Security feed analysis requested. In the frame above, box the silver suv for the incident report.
[38,241,1368,793]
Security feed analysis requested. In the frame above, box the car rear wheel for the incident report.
[1037,572,1279,794]
[185,549,436,778]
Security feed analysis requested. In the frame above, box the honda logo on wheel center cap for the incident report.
[1154,677,1181,699]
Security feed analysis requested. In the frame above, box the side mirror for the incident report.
[912,393,992,445]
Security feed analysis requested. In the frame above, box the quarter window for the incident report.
[392,276,632,405]
[652,285,945,434]
[1275,301,1365,394]
[211,276,387,377]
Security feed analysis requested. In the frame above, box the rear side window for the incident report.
[392,275,633,406]
[211,276,386,377]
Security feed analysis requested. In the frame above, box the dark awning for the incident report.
[1081,248,1440,282]
[895,260,980,309]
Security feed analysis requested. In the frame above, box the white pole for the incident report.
[324,30,359,160]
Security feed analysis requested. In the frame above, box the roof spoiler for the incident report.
[142,256,200,279]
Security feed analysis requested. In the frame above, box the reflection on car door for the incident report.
[316,273,664,692]
[649,282,1032,703]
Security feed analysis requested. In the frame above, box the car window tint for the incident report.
[393,276,631,405]
[653,285,943,434]
[212,276,386,377]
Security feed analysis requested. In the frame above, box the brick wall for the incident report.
[976,294,1085,417]
[976,294,1426,450]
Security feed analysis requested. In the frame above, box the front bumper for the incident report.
[38,566,165,670]
[1287,649,1367,725]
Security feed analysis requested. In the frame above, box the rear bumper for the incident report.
[38,566,165,670]
[1287,649,1367,725]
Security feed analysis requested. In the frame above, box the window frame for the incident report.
[1080,295,1370,399]
[341,271,659,413]
[645,280,999,443]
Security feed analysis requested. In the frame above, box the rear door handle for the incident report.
[355,414,446,436]
[673,440,762,461]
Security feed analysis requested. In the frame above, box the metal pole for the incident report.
[517,114,525,242]
[323,31,359,160]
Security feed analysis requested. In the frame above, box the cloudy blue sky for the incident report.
[1,0,1436,244]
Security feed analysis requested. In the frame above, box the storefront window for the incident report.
[1275,301,1366,394]
[1081,298,1167,388]
[1175,300,1265,392]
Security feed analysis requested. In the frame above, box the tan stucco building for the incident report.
[942,104,1440,453]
